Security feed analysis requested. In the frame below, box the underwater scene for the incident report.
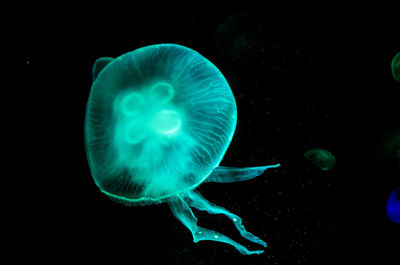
[13,5,399,265]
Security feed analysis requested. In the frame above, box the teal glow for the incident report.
[85,44,279,255]
[121,92,144,115]
[92,57,113,80]
[151,110,181,134]
[150,82,175,102]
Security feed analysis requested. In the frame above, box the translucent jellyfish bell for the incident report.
[85,44,279,255]
[392,52,400,81]
[387,188,400,223]
[304,148,336,171]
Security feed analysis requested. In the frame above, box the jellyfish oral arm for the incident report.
[169,164,281,254]
[184,190,267,247]
[169,190,266,255]
[204,164,280,183]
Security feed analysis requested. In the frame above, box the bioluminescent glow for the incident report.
[85,43,279,255]
[387,188,400,223]
[392,52,400,81]
[304,148,336,171]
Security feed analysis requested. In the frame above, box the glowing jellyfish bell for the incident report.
[304,148,336,171]
[392,52,400,81]
[387,188,400,223]
[85,44,279,255]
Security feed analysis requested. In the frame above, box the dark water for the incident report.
[11,4,399,265]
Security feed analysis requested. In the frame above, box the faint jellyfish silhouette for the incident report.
[215,13,265,66]
[85,44,280,255]
[387,188,400,223]
[304,148,336,171]
[392,52,400,81]
[385,129,400,160]
[380,128,400,164]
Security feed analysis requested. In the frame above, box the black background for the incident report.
[10,4,399,264]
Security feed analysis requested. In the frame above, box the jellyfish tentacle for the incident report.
[92,57,114,80]
[168,194,264,255]
[183,190,267,247]
[204,164,280,183]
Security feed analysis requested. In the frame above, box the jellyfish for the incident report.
[215,13,265,65]
[381,128,400,162]
[84,44,280,255]
[304,148,336,171]
[387,188,400,223]
[392,52,400,81]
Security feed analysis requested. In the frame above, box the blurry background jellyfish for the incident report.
[384,129,400,160]
[378,127,400,165]
[84,44,280,255]
[387,188,400,223]
[215,13,265,67]
[304,148,336,171]
[392,52,400,81]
